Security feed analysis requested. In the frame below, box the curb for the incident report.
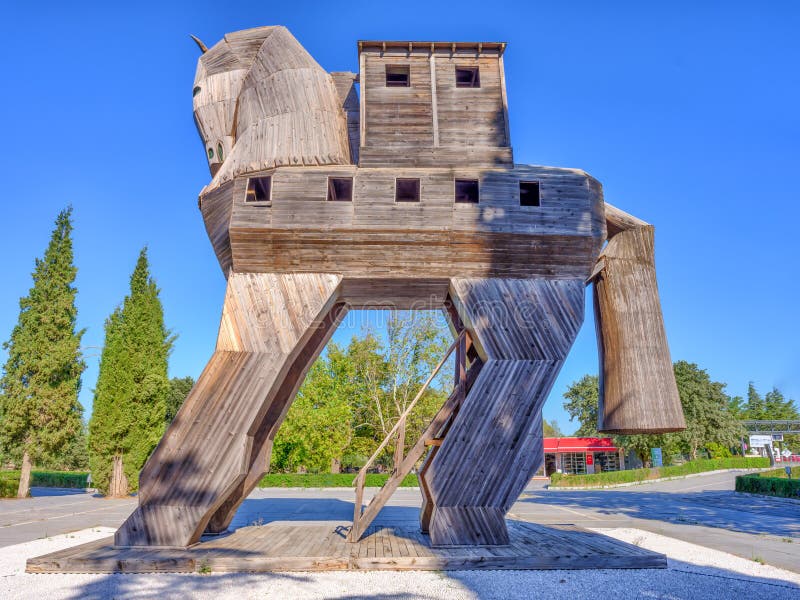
[545,467,775,491]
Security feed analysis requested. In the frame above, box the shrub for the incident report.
[0,471,20,498]
[257,473,418,488]
[31,471,89,489]
[549,457,769,488]
[705,443,732,459]
[736,474,800,498]
[0,470,88,497]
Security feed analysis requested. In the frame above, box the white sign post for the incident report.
[749,435,772,448]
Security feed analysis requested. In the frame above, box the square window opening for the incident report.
[395,178,420,202]
[327,177,353,202]
[386,65,410,87]
[519,181,540,207]
[245,176,272,203]
[455,67,480,88]
[454,179,479,203]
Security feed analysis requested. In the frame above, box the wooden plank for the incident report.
[27,522,666,573]
[115,273,342,548]
[593,210,685,434]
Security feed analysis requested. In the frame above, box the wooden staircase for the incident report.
[348,302,483,542]
[349,318,483,542]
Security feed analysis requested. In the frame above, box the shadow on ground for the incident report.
[29,488,88,498]
[522,489,800,538]
[228,496,419,530]
[51,494,800,600]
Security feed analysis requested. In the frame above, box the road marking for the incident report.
[0,499,101,518]
[548,504,603,521]
[679,482,727,491]
[0,505,127,529]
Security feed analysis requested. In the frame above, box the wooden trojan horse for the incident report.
[115,26,685,549]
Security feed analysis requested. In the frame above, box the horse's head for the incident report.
[191,26,350,184]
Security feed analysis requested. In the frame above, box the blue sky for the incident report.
[1,1,798,434]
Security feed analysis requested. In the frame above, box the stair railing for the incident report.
[350,330,466,541]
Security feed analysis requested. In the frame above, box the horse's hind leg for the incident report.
[424,277,585,546]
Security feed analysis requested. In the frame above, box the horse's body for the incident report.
[115,27,684,548]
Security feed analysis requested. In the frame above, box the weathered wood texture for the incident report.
[194,26,350,187]
[423,278,585,546]
[28,521,666,573]
[215,165,605,279]
[358,43,511,168]
[592,204,685,433]
[114,272,343,547]
[349,332,468,542]
[331,71,361,163]
[109,27,686,553]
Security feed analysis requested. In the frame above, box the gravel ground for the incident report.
[1,527,798,600]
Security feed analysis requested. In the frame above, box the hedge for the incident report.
[736,473,800,498]
[549,457,769,488]
[31,471,89,489]
[0,470,89,498]
[258,473,419,488]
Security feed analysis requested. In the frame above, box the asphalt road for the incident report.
[1,471,797,572]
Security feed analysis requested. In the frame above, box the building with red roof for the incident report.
[540,437,625,476]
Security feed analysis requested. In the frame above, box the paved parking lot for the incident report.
[1,471,797,572]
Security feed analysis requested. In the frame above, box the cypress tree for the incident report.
[0,208,87,497]
[88,248,173,496]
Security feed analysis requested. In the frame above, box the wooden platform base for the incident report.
[27,521,666,573]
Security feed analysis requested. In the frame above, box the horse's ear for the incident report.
[190,34,208,54]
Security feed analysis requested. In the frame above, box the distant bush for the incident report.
[257,473,418,488]
[736,473,800,498]
[0,470,89,497]
[0,471,20,498]
[550,457,769,488]
[705,443,732,459]
[31,471,89,489]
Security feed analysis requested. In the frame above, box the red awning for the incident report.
[543,437,619,452]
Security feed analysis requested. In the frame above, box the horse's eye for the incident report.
[207,147,214,160]
[217,142,224,161]
[193,86,201,97]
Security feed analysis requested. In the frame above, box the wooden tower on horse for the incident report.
[115,26,685,549]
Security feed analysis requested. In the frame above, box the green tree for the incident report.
[0,208,87,496]
[743,384,800,453]
[763,387,799,420]
[543,419,563,437]
[272,311,451,473]
[271,346,354,473]
[745,382,766,420]
[728,395,747,420]
[671,361,743,459]
[165,376,195,424]
[563,362,743,466]
[88,248,174,496]
[562,374,600,437]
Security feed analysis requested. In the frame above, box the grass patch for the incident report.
[257,473,418,488]
[549,457,769,488]
[752,466,800,480]
[0,470,89,497]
